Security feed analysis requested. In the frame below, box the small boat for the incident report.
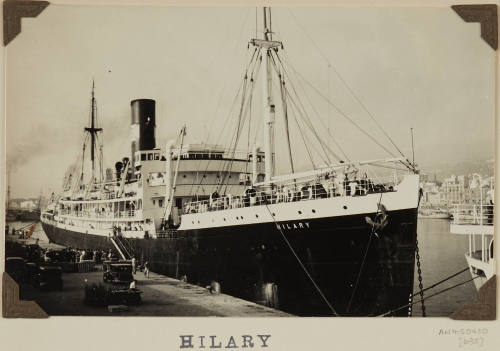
[418,207,451,219]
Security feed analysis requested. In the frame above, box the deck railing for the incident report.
[156,229,180,239]
[183,175,400,215]
[451,204,494,226]
[59,209,142,220]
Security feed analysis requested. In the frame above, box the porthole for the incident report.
[343,205,347,210]
[312,209,316,213]
[223,218,226,221]
[197,220,200,224]
[236,217,239,220]
[298,210,302,214]
[192,221,194,224]
[255,214,259,218]
[241,216,244,219]
[272,213,276,216]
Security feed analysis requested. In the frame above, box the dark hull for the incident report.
[42,208,418,316]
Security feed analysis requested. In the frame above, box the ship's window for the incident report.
[236,217,239,220]
[141,154,147,161]
[343,205,347,210]
[203,153,209,159]
[298,211,302,214]
[175,198,182,209]
[183,174,187,178]
[272,213,275,216]
[203,174,206,178]
[148,153,153,160]
[153,199,156,205]
[312,209,316,213]
[255,214,259,218]
[159,199,163,207]
[154,153,160,160]
[223,218,226,221]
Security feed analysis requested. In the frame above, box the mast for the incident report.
[251,7,281,183]
[84,80,103,183]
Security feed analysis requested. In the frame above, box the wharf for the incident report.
[20,267,292,317]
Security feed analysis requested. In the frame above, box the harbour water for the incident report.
[412,218,478,317]
[5,218,478,317]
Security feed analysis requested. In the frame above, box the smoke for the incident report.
[6,123,54,172]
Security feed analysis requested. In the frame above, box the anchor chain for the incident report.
[415,238,426,317]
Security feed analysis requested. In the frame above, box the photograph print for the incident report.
[3,4,496,318]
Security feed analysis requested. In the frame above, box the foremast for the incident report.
[84,80,103,184]
[250,7,282,183]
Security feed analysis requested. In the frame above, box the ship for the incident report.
[418,206,451,219]
[41,8,421,316]
[15,195,42,222]
[449,178,495,292]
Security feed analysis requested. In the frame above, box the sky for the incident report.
[5,6,495,198]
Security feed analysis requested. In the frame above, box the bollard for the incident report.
[254,282,279,309]
[209,281,221,294]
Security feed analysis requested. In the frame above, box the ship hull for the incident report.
[42,207,418,317]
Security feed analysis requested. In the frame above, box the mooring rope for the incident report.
[263,202,339,316]
[413,267,470,295]
[377,275,481,317]
[346,192,383,313]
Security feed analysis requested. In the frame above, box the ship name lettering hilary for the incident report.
[179,335,271,349]
[275,222,310,230]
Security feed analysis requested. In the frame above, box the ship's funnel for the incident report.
[130,99,156,176]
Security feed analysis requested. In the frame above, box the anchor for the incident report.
[365,203,389,238]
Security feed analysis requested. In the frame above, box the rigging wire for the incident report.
[263,202,339,316]
[287,9,409,162]
[285,93,331,165]
[278,73,295,173]
[286,93,317,169]
[288,61,402,160]
[345,192,383,313]
[271,51,347,165]
[186,9,256,196]
[283,81,345,164]
[191,48,262,196]
[189,75,247,196]
[283,83,344,165]
[273,51,351,162]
